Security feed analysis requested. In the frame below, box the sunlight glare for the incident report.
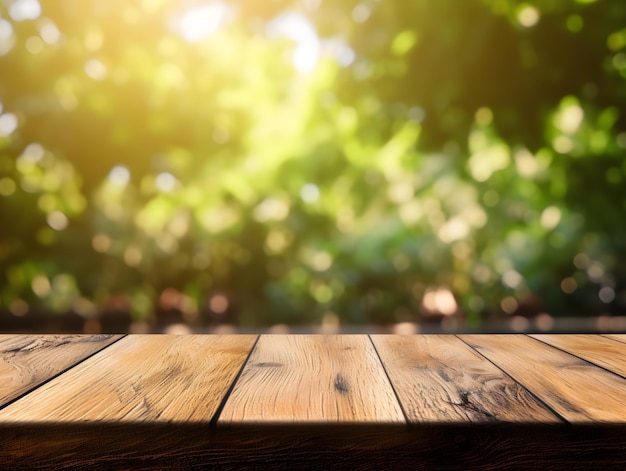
[174,2,232,42]
[267,13,320,73]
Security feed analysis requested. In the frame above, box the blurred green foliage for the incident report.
[1,0,626,331]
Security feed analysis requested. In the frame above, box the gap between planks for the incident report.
[529,334,626,381]
[459,334,626,423]
[216,335,406,426]
[367,334,411,428]
[454,334,569,425]
[0,334,127,413]
[209,334,260,427]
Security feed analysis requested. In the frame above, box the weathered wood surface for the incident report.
[460,334,626,423]
[0,335,256,422]
[218,335,405,424]
[371,335,560,424]
[0,333,625,470]
[530,334,626,378]
[603,333,626,344]
[0,334,121,408]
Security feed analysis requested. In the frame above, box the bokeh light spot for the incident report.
[475,107,493,126]
[0,113,18,136]
[351,4,371,23]
[10,299,29,317]
[502,270,523,289]
[535,313,554,331]
[560,277,577,294]
[47,211,69,231]
[92,233,112,252]
[124,246,143,266]
[39,20,61,45]
[84,59,107,81]
[566,14,583,33]
[517,5,539,28]
[599,286,615,303]
[573,252,590,269]
[500,296,518,314]
[300,183,320,203]
[25,36,44,54]
[540,206,561,230]
[9,0,41,22]
[0,177,16,196]
[209,294,229,314]
[422,287,458,316]
[155,172,177,192]
[254,197,289,222]
[31,275,51,298]
[108,165,130,186]
[0,19,13,41]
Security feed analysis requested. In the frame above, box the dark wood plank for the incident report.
[1,423,625,470]
[218,335,405,424]
[0,334,121,408]
[461,334,626,423]
[530,334,626,378]
[371,335,560,424]
[0,335,256,422]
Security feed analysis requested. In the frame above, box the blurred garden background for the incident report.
[1,0,626,334]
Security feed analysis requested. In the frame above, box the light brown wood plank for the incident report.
[371,335,560,424]
[530,334,626,378]
[218,335,405,424]
[461,334,626,423]
[602,334,626,344]
[0,334,121,408]
[0,335,256,423]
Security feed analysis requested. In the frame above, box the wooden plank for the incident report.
[218,335,405,424]
[0,334,121,408]
[460,334,626,423]
[530,334,626,378]
[371,335,560,424]
[602,334,626,344]
[0,335,256,423]
[3,423,626,470]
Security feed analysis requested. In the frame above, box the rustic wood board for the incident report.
[0,335,257,423]
[602,334,626,344]
[460,334,626,423]
[371,335,560,424]
[2,423,626,470]
[0,334,121,408]
[218,335,405,424]
[530,334,626,378]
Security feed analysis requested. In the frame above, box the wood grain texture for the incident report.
[2,423,625,470]
[371,335,560,424]
[0,334,121,408]
[218,335,405,424]
[602,334,626,344]
[530,334,626,378]
[461,334,626,423]
[0,334,256,423]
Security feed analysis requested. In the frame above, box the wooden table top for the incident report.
[1,333,625,470]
